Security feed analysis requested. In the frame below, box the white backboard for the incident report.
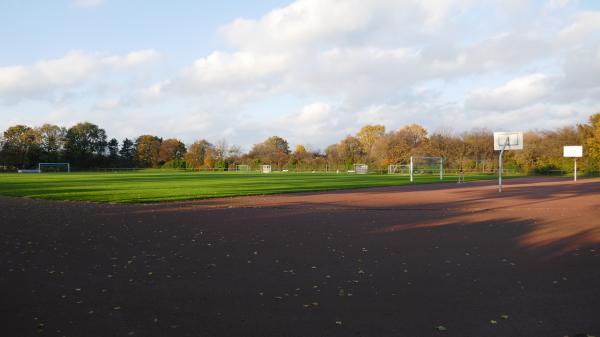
[563,145,582,158]
[494,132,523,151]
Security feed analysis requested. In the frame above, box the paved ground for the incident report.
[1,177,599,337]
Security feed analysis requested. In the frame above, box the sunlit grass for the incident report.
[0,170,505,203]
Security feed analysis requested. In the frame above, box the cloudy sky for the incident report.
[1,0,600,150]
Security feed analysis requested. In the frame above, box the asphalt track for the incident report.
[1,177,599,337]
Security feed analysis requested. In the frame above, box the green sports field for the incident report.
[0,170,501,203]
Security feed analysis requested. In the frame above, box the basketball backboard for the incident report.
[563,146,582,158]
[493,132,523,151]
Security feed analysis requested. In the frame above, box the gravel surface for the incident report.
[1,177,599,337]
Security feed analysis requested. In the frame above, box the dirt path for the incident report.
[1,177,599,336]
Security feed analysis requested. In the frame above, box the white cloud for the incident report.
[71,0,103,8]
[176,51,288,93]
[3,1,600,148]
[548,0,575,9]
[558,11,600,45]
[0,52,98,101]
[102,49,161,68]
[0,50,160,104]
[466,74,553,111]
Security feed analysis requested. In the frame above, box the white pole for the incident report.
[499,152,502,192]
[410,156,414,182]
[498,137,509,193]
[574,158,577,182]
[440,158,443,180]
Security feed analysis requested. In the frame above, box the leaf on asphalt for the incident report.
[435,325,447,331]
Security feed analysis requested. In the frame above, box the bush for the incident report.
[534,164,564,176]
[162,159,187,169]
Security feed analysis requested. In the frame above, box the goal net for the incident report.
[260,165,272,174]
[235,164,250,172]
[388,164,410,174]
[39,162,70,173]
[353,164,368,174]
[410,156,443,181]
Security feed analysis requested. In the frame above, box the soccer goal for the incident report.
[409,156,443,182]
[353,164,368,174]
[388,164,410,174]
[39,162,70,173]
[235,164,250,172]
[260,165,272,174]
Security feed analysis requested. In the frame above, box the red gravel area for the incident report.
[1,177,600,337]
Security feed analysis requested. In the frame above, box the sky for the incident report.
[1,0,600,151]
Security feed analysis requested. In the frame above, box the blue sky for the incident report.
[1,0,600,151]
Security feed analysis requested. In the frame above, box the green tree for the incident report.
[37,124,66,162]
[107,138,120,166]
[64,122,107,167]
[119,138,136,167]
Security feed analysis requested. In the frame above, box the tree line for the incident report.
[1,114,599,174]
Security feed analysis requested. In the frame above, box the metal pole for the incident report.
[499,151,503,192]
[410,156,413,182]
[498,137,508,193]
[574,158,577,182]
[440,158,443,180]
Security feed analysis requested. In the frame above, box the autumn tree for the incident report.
[356,124,385,157]
[264,136,290,154]
[159,138,186,165]
[185,139,214,168]
[462,128,494,171]
[1,125,41,168]
[584,113,600,172]
[427,129,462,168]
[289,144,313,169]
[213,139,229,169]
[337,136,365,167]
[248,136,291,168]
[135,135,162,168]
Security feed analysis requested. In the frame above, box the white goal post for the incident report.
[410,156,443,182]
[39,162,70,173]
[353,164,368,174]
[260,165,272,174]
[388,164,410,174]
[235,164,250,172]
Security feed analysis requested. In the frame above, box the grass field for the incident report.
[0,170,504,203]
